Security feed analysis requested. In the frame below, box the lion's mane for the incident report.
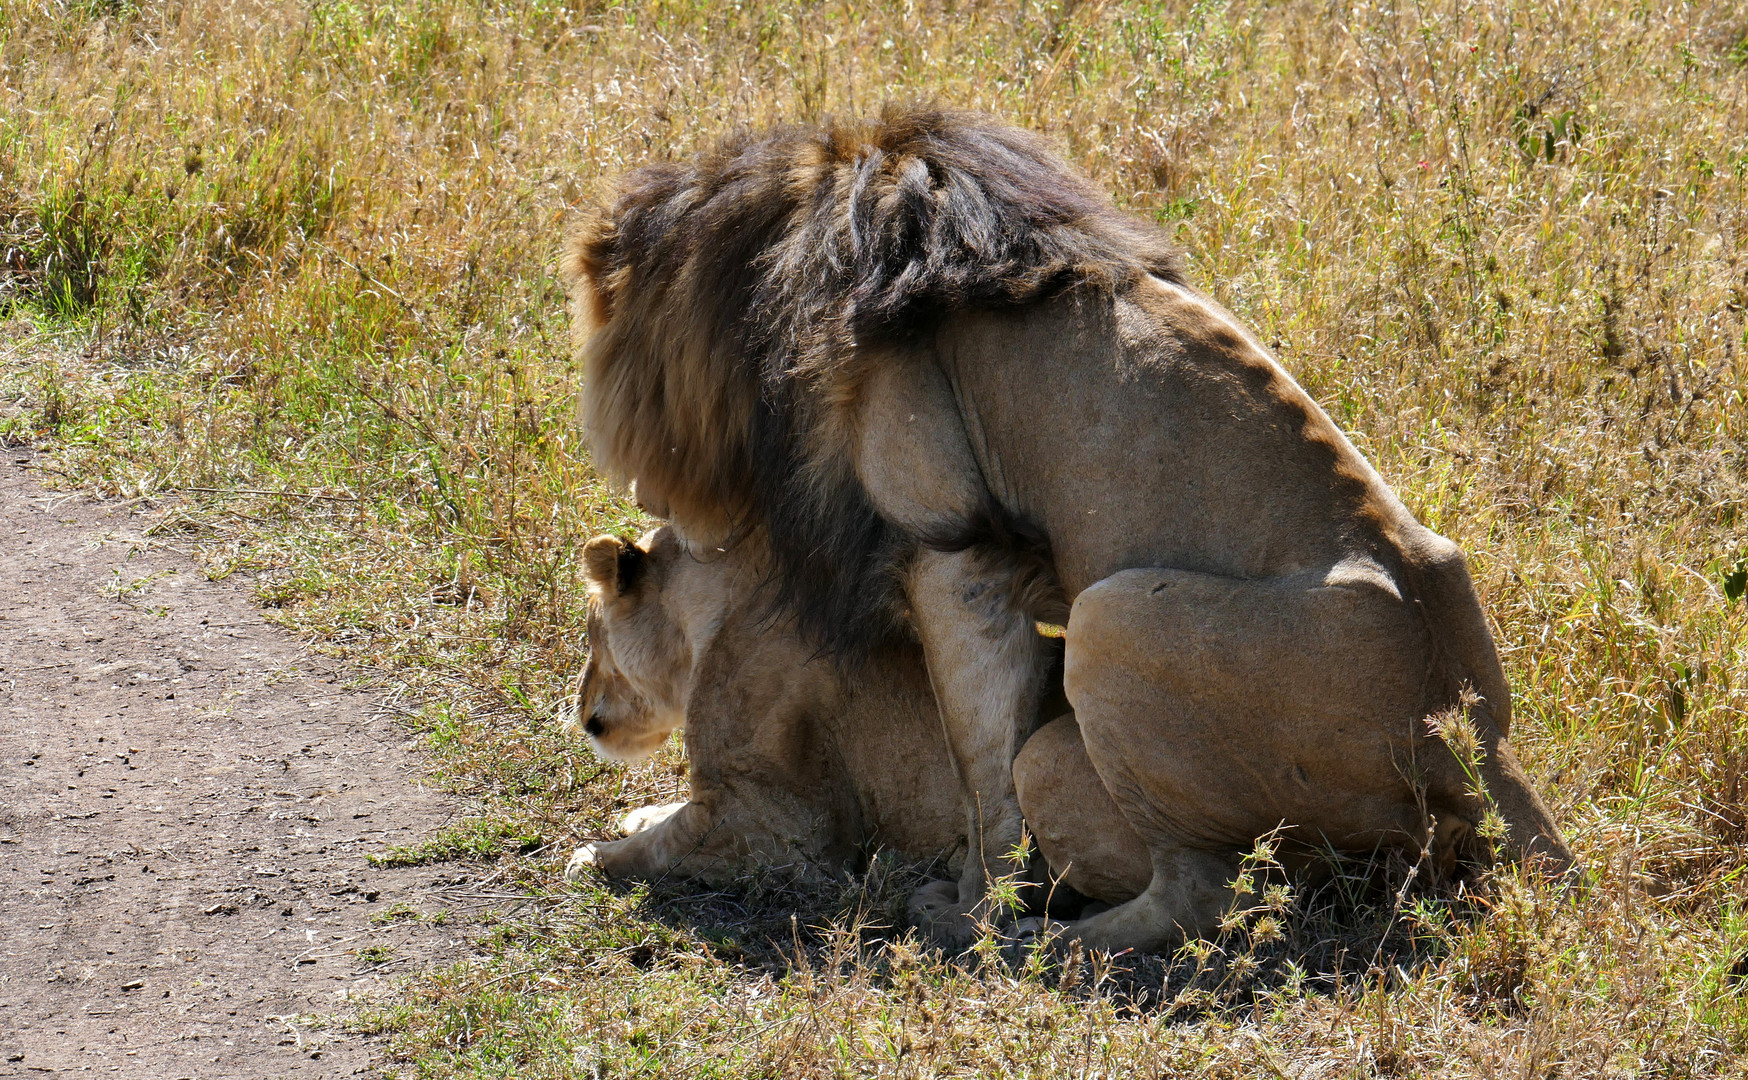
[565,106,1183,659]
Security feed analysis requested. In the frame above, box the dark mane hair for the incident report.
[564,105,1183,660]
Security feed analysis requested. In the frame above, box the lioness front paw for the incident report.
[907,880,983,949]
[563,843,600,883]
[619,801,687,836]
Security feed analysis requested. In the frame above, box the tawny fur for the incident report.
[566,526,1155,900]
[565,108,1577,953]
[565,106,1181,657]
[566,526,970,881]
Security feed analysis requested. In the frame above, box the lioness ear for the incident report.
[583,535,644,597]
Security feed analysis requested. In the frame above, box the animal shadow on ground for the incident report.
[581,841,1525,1023]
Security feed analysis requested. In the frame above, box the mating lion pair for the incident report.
[562,107,1575,954]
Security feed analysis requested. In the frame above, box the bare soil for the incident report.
[0,455,468,1078]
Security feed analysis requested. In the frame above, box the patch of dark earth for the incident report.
[0,453,481,1078]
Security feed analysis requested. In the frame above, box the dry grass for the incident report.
[4,0,1748,1074]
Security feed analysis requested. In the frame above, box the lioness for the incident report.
[565,525,1152,900]
[564,526,966,881]
[565,107,1576,951]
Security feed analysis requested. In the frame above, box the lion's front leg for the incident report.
[565,799,731,883]
[906,547,1053,947]
[619,801,688,835]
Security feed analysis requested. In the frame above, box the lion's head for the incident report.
[572,528,710,761]
[563,106,1181,661]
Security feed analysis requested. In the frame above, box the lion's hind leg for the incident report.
[1056,562,1447,953]
[1013,715,1152,907]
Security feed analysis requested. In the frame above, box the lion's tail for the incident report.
[1402,535,1579,879]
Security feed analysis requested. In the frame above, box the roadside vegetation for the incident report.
[4,0,1747,1074]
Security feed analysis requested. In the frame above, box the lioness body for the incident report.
[567,109,1575,951]
[567,528,969,882]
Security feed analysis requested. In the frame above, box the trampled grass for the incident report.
[4,0,1747,1074]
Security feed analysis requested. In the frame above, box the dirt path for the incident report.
[0,455,468,1078]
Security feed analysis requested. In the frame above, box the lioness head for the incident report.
[574,527,735,761]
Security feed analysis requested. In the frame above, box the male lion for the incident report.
[564,107,1576,952]
[564,525,1151,900]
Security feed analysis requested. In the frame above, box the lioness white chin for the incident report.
[564,106,1577,952]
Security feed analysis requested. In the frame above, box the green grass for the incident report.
[370,817,547,869]
[4,0,1748,1074]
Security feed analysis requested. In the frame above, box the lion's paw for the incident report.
[619,801,687,836]
[1002,916,1071,964]
[1008,916,1067,946]
[564,843,600,883]
[906,880,983,949]
[906,878,960,917]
